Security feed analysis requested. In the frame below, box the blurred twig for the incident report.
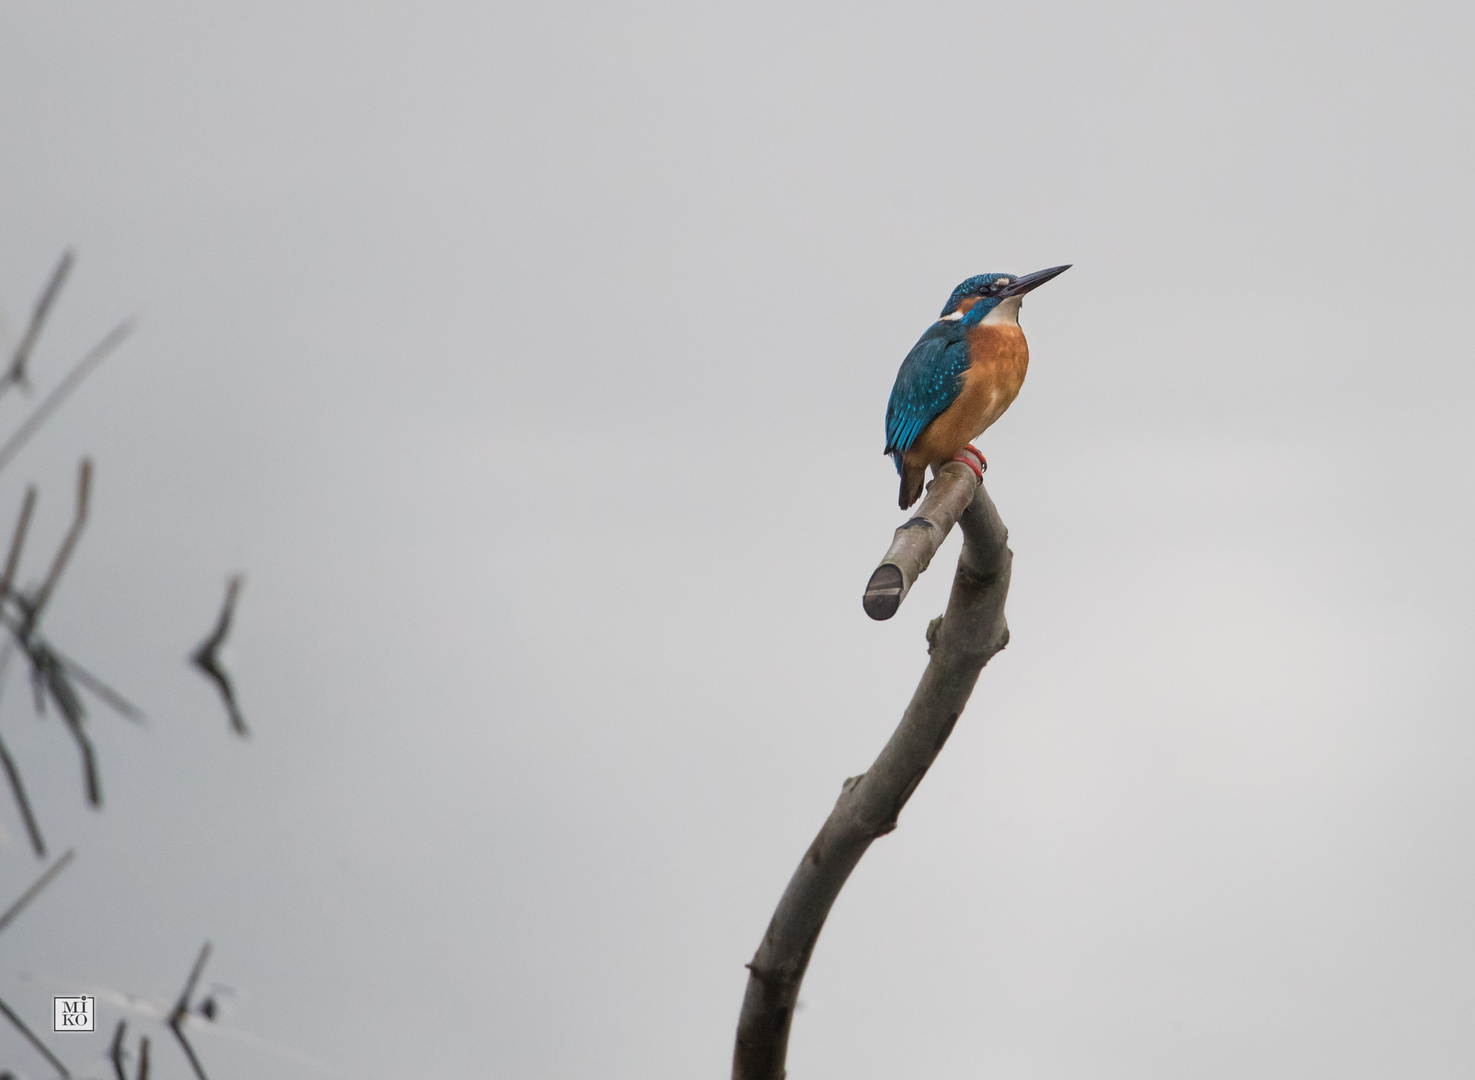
[0,448,137,842]
[0,487,36,603]
[0,318,132,477]
[3,462,106,806]
[0,851,77,1078]
[57,648,145,724]
[167,942,212,1080]
[0,642,44,853]
[28,458,91,623]
[2,249,74,398]
[43,645,101,806]
[110,1019,128,1080]
[0,995,70,1078]
[0,848,74,937]
[0,253,233,1080]
[191,576,247,737]
[110,1019,151,1080]
[0,726,43,856]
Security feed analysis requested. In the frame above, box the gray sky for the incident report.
[1,1,1474,1076]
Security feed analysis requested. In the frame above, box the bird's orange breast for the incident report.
[904,324,1029,468]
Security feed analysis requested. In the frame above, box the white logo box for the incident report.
[54,995,94,1032]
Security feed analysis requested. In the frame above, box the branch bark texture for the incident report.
[862,461,979,620]
[733,462,1013,1079]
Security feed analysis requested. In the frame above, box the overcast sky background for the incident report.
[0,1,1473,1077]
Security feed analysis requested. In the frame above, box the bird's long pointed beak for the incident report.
[997,264,1071,297]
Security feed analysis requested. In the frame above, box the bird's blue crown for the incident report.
[940,272,1017,322]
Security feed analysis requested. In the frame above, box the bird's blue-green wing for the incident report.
[884,326,969,456]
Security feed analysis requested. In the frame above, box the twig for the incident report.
[29,459,91,624]
[110,1021,151,1080]
[46,653,100,807]
[57,649,145,724]
[0,319,133,477]
[0,727,45,857]
[3,499,142,721]
[0,487,37,603]
[0,644,44,855]
[3,249,75,397]
[191,576,247,737]
[168,941,212,1080]
[169,941,211,1022]
[110,1020,128,1080]
[0,848,75,937]
[862,449,982,620]
[29,653,47,715]
[0,995,71,1078]
[0,465,137,808]
[59,709,101,806]
[0,464,107,802]
[12,640,102,806]
[733,463,1013,1079]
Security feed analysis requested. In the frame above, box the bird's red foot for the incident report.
[950,445,987,481]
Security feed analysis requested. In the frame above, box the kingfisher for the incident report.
[884,264,1070,508]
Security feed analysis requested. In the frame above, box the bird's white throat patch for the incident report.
[979,296,1022,325]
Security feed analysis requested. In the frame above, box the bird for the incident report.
[884,264,1070,508]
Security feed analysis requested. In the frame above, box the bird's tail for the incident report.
[898,463,926,509]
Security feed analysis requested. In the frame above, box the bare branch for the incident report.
[137,1035,151,1080]
[29,654,47,715]
[29,458,92,624]
[0,456,141,829]
[0,849,75,937]
[169,941,211,1023]
[0,472,107,807]
[47,656,101,807]
[57,649,145,724]
[11,637,103,806]
[734,463,1013,1079]
[0,318,133,477]
[0,645,46,851]
[0,638,13,688]
[0,995,71,1078]
[3,249,75,397]
[191,575,247,737]
[0,486,37,604]
[110,1020,129,1080]
[63,720,101,807]
[168,941,213,1080]
[862,454,981,620]
[0,728,45,857]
